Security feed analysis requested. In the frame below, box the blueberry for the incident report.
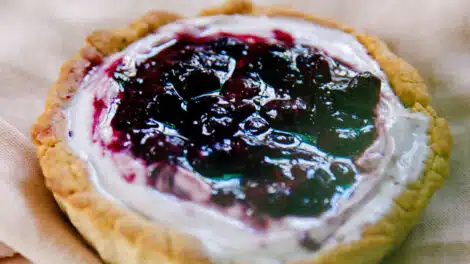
[311,88,342,127]
[211,37,249,58]
[131,132,187,164]
[290,165,310,182]
[203,116,235,138]
[244,60,264,72]
[341,72,381,116]
[293,51,331,99]
[266,131,300,148]
[330,161,356,186]
[347,72,381,94]
[211,189,237,207]
[186,96,239,140]
[221,75,262,99]
[182,69,221,99]
[235,102,257,122]
[200,52,232,72]
[187,143,231,178]
[260,49,290,70]
[111,102,149,130]
[261,98,309,127]
[147,162,178,190]
[258,47,300,91]
[317,127,375,157]
[146,92,185,125]
[187,138,264,179]
[286,168,335,216]
[245,180,290,218]
[244,116,270,135]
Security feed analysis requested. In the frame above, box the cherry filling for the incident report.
[105,30,381,219]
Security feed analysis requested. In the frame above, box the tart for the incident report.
[31,1,452,263]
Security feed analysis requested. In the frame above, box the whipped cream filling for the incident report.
[65,16,430,263]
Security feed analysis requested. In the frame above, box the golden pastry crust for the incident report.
[31,1,452,263]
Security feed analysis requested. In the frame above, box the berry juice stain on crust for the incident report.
[92,98,106,137]
[100,30,382,219]
[105,57,123,77]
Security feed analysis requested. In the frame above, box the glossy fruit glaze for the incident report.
[100,29,381,219]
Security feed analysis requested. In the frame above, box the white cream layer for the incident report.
[65,16,430,263]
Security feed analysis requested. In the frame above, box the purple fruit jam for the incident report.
[104,30,381,218]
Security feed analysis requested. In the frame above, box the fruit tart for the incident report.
[31,1,452,263]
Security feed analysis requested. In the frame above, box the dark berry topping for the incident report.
[222,75,262,99]
[272,29,295,47]
[183,69,222,98]
[211,189,237,207]
[296,52,332,86]
[101,30,382,221]
[330,161,356,186]
[299,232,321,251]
[261,98,309,127]
[244,116,270,135]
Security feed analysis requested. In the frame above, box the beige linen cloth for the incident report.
[0,0,469,263]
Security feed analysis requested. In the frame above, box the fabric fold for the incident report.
[0,243,15,259]
[0,118,101,264]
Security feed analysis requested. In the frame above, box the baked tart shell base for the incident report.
[31,1,452,263]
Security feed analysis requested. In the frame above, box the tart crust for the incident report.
[31,1,452,263]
